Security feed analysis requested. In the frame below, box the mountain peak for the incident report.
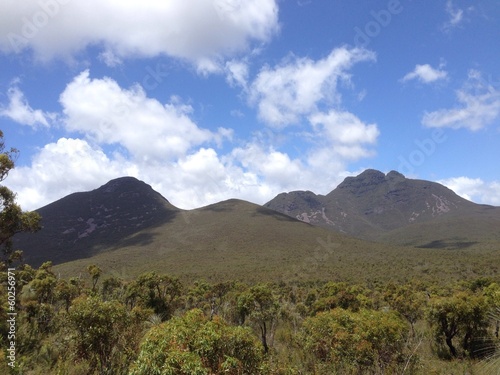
[335,170,410,196]
[386,170,405,180]
[335,169,387,196]
[98,176,147,193]
[16,176,179,266]
[264,168,496,243]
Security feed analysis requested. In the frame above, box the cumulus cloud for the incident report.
[8,136,329,211]
[8,130,366,212]
[308,110,379,161]
[231,143,303,188]
[0,0,279,71]
[309,111,379,145]
[422,70,500,131]
[0,85,56,127]
[7,138,132,209]
[6,67,378,212]
[401,64,448,84]
[249,47,376,127]
[59,70,231,161]
[439,176,500,206]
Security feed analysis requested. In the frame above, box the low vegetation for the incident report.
[0,261,499,374]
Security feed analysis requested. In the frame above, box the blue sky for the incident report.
[0,0,499,210]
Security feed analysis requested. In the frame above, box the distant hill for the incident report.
[14,177,180,266]
[264,169,500,247]
[13,173,500,284]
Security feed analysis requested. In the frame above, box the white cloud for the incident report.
[442,0,466,32]
[5,65,379,212]
[444,0,464,28]
[442,1,475,32]
[308,110,379,162]
[7,136,315,211]
[231,143,304,188]
[249,47,376,127]
[439,176,500,206]
[59,70,230,161]
[0,0,279,71]
[8,129,366,211]
[401,64,448,84]
[0,85,56,127]
[309,110,379,145]
[7,138,132,209]
[422,70,500,131]
[225,59,249,88]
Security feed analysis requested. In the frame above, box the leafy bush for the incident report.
[302,308,409,373]
[130,309,264,375]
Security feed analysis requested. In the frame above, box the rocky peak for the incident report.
[335,169,387,196]
[386,170,405,180]
[99,177,147,194]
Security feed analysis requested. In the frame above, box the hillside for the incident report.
[14,177,180,266]
[13,175,500,284]
[264,169,500,247]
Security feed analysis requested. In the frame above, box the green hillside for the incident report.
[12,175,499,285]
[53,198,500,285]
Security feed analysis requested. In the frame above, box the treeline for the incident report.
[0,262,499,374]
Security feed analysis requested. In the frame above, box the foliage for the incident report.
[427,290,490,358]
[302,308,410,373]
[0,130,41,267]
[86,264,101,293]
[312,282,375,313]
[0,258,499,373]
[237,283,280,353]
[125,271,182,320]
[67,294,143,374]
[384,282,426,335]
[130,309,264,375]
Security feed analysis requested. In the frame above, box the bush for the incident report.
[130,309,264,375]
[302,308,409,373]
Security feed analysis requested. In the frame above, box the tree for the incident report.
[101,275,124,301]
[237,284,279,354]
[0,130,41,266]
[27,261,57,304]
[427,291,489,358]
[125,271,182,320]
[86,264,101,293]
[312,282,373,313]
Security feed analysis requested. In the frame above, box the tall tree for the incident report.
[0,130,41,267]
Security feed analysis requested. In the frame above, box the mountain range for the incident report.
[13,170,500,283]
[265,169,500,247]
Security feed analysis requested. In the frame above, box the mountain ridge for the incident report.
[14,170,500,274]
[264,169,500,245]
